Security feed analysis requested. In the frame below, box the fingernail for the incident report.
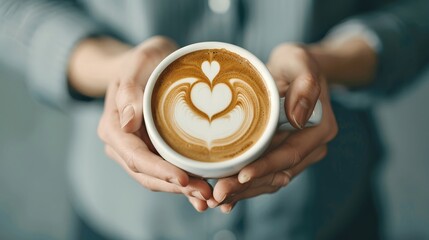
[188,198,203,213]
[283,176,290,187]
[218,194,227,203]
[292,98,310,129]
[282,171,292,186]
[191,191,207,201]
[221,204,233,214]
[121,105,135,128]
[272,174,285,187]
[207,199,218,208]
[238,173,250,184]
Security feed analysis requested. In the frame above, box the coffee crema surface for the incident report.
[152,49,270,162]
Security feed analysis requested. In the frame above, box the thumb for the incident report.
[116,82,143,133]
[284,73,321,129]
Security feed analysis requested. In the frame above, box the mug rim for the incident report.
[143,42,279,177]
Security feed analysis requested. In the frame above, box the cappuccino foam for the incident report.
[152,49,270,162]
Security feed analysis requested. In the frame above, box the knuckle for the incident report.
[267,186,281,194]
[118,81,137,93]
[150,158,167,179]
[319,146,328,160]
[124,147,141,173]
[330,125,339,141]
[150,35,169,43]
[171,185,182,194]
[97,114,116,143]
[257,157,271,176]
[301,73,321,97]
[289,46,309,60]
[220,178,237,195]
[181,187,192,196]
[141,178,157,192]
[284,144,302,169]
[290,147,302,168]
[270,173,286,187]
[139,47,159,61]
[136,46,164,68]
[324,119,338,142]
[104,146,113,158]
[272,43,289,56]
[151,36,176,49]
[269,173,277,186]
[271,44,307,62]
[97,120,107,141]
[116,83,139,107]
[283,170,293,183]
[311,146,328,164]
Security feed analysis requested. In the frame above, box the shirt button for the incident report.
[208,0,231,14]
[213,229,236,240]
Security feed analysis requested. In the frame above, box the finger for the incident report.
[213,172,291,207]
[134,120,158,153]
[103,99,190,186]
[268,45,321,129]
[102,81,120,113]
[266,63,290,96]
[247,172,291,188]
[188,197,208,213]
[225,185,282,204]
[116,81,143,132]
[238,127,326,183]
[284,72,321,129]
[180,177,212,201]
[105,145,183,193]
[220,202,237,214]
[112,129,189,186]
[239,128,329,183]
[116,37,177,132]
[135,36,178,63]
[107,145,213,200]
[207,197,219,209]
[238,79,335,183]
[212,176,250,203]
[101,84,190,186]
[283,145,327,180]
[237,146,328,201]
[266,130,290,152]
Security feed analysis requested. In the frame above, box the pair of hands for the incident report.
[97,36,338,213]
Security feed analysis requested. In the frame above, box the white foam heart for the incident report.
[191,82,232,119]
[201,61,220,83]
[174,99,246,148]
[163,77,256,148]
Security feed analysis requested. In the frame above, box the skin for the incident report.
[68,35,376,213]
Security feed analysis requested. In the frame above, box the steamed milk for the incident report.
[152,49,270,162]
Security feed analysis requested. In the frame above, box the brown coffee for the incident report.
[151,48,270,162]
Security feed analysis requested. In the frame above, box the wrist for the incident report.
[68,37,131,97]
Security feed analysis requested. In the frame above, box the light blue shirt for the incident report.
[1,0,429,239]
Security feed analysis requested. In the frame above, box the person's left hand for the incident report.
[205,44,338,213]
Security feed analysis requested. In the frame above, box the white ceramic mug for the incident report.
[143,42,322,178]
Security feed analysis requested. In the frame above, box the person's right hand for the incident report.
[96,37,212,211]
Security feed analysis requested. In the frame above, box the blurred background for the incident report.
[1,61,429,240]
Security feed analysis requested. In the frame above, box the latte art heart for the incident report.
[174,94,248,148]
[190,82,232,119]
[201,60,220,82]
[152,49,270,162]
[163,77,255,148]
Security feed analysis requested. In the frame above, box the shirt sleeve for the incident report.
[326,0,429,107]
[0,0,106,110]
